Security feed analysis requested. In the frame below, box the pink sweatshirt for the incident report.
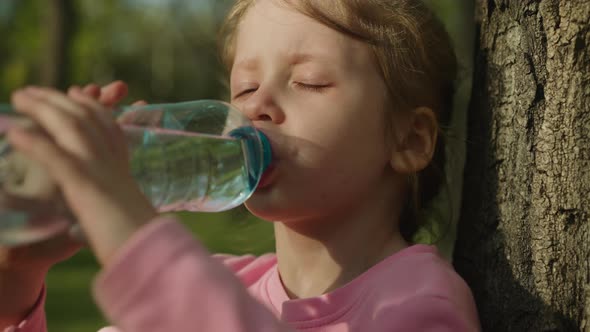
[7,217,480,331]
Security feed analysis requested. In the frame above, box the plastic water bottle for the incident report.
[0,100,272,246]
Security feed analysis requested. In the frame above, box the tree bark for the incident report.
[40,0,75,89]
[454,0,590,331]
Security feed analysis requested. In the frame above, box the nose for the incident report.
[240,87,285,124]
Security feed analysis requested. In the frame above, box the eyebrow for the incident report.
[233,58,259,71]
[287,53,321,66]
[288,52,330,65]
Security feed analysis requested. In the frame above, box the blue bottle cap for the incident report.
[257,131,273,172]
[229,127,273,187]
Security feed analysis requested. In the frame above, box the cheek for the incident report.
[278,152,386,219]
[281,85,390,185]
[297,113,389,167]
[246,123,390,221]
[288,122,389,196]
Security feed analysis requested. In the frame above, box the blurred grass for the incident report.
[45,209,274,332]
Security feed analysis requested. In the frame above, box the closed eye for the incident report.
[233,88,258,99]
[294,82,331,93]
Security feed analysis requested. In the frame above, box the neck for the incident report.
[274,184,408,299]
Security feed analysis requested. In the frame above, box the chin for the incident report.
[244,189,331,223]
[244,193,286,222]
[244,188,301,222]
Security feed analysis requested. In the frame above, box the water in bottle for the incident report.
[0,100,272,246]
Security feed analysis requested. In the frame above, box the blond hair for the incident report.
[219,0,458,242]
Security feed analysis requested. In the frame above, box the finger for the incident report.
[35,87,104,126]
[69,86,118,122]
[69,88,128,161]
[11,88,106,161]
[6,126,88,194]
[32,87,112,155]
[99,81,129,107]
[116,100,146,125]
[5,127,109,229]
[15,87,105,142]
[116,104,165,128]
[67,85,82,97]
[82,84,101,99]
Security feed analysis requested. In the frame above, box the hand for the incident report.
[8,86,158,266]
[70,80,148,108]
[0,81,134,270]
[0,81,149,328]
[72,81,152,125]
[0,197,81,329]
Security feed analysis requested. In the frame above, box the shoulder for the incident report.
[213,253,277,286]
[364,245,480,330]
[372,294,480,331]
[368,245,472,302]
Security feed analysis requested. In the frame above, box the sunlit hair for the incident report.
[219,0,458,243]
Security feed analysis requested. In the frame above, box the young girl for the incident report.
[0,0,480,331]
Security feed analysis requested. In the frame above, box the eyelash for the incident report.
[233,82,330,99]
[294,82,330,93]
[234,88,257,99]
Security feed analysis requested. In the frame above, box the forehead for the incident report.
[233,0,371,69]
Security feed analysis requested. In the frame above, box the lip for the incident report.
[252,128,282,190]
[256,162,278,189]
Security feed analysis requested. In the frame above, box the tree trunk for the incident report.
[40,0,75,89]
[453,0,590,331]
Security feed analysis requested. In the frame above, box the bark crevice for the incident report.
[454,0,590,331]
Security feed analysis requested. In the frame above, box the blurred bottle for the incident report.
[0,100,272,246]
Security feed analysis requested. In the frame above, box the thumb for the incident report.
[116,100,149,125]
[99,81,129,107]
[132,100,148,106]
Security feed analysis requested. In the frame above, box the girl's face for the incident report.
[231,0,399,222]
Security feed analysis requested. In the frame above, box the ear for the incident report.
[390,107,438,174]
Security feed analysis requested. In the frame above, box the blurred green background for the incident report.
[0,1,473,330]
